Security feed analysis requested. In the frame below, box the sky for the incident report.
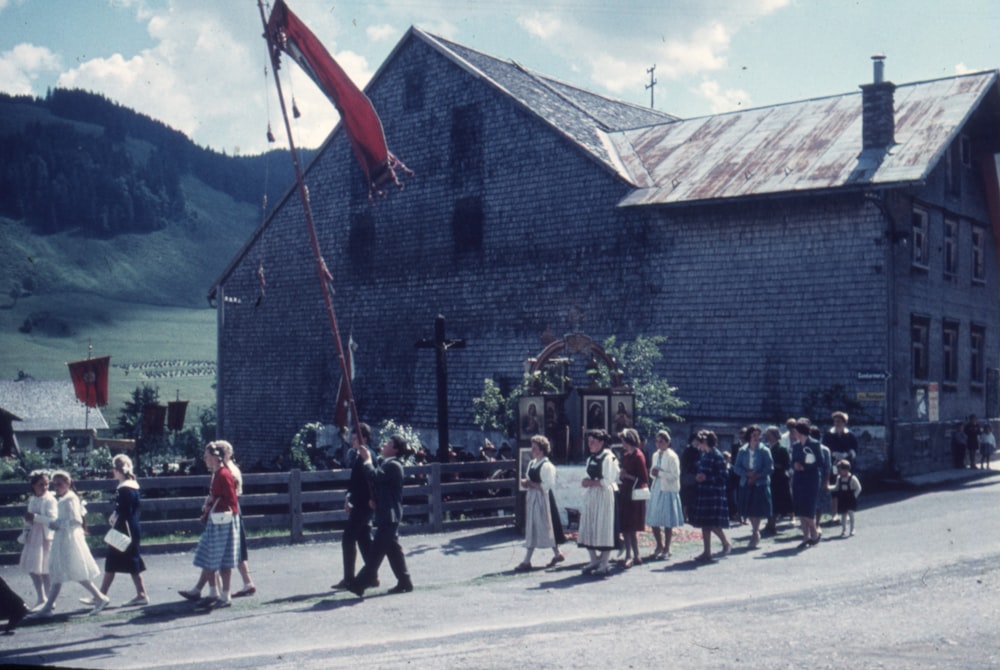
[1,0,997,156]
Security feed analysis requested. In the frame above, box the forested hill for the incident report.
[0,89,314,237]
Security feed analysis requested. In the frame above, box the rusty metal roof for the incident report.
[610,70,999,207]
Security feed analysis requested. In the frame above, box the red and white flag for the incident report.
[67,356,110,408]
[266,0,410,196]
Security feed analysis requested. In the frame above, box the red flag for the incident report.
[266,0,410,196]
[334,335,357,431]
[167,400,189,432]
[143,404,167,436]
[67,356,110,408]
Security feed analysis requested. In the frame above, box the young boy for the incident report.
[829,460,861,537]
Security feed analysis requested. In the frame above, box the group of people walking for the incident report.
[516,412,864,579]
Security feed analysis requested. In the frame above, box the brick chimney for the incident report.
[860,54,895,150]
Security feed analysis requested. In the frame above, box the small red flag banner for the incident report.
[266,0,410,197]
[142,404,167,437]
[167,400,189,432]
[67,356,111,408]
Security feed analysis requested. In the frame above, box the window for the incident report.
[946,139,962,197]
[960,134,972,167]
[971,324,986,385]
[450,104,483,187]
[348,211,375,261]
[972,226,986,282]
[452,197,483,254]
[911,315,930,380]
[944,218,958,276]
[403,70,425,111]
[942,320,959,384]
[911,208,929,268]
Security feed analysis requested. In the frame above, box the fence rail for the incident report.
[0,461,518,564]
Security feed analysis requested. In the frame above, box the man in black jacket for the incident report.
[349,434,414,596]
[333,423,378,590]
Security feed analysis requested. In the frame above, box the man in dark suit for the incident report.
[333,423,378,590]
[349,434,414,596]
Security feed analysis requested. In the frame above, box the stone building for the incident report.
[210,28,1000,478]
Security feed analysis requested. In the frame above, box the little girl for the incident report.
[33,471,109,616]
[19,471,57,610]
[829,460,862,537]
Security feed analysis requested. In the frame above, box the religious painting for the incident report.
[518,396,543,441]
[582,395,608,433]
[518,447,533,491]
[610,394,635,437]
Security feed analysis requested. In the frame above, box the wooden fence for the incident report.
[0,461,519,564]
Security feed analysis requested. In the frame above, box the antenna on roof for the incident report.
[646,64,657,109]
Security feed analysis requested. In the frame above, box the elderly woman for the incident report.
[578,429,620,577]
[646,429,684,559]
[732,425,774,549]
[179,442,241,608]
[515,435,565,571]
[692,430,731,562]
[617,428,649,567]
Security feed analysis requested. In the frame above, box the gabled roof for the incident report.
[0,380,109,432]
[611,70,1000,207]
[414,29,678,176]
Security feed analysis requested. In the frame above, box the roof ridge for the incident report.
[508,59,613,132]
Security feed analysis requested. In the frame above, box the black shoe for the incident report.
[388,582,413,594]
[369,577,380,588]
[346,579,366,597]
[5,604,28,634]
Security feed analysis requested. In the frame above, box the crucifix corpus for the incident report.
[415,314,465,462]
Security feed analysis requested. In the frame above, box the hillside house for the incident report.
[0,378,108,459]
[210,28,1000,479]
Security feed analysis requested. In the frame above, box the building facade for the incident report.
[211,29,1000,478]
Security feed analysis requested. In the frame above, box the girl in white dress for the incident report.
[34,471,109,617]
[19,471,57,609]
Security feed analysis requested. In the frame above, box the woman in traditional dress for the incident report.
[691,430,731,562]
[617,428,649,567]
[179,442,241,608]
[515,435,565,571]
[646,429,684,560]
[218,441,257,598]
[33,471,109,616]
[732,425,773,549]
[95,455,148,606]
[19,470,57,610]
[577,429,620,577]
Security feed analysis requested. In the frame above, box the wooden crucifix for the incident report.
[415,314,465,463]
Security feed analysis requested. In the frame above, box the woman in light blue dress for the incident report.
[645,429,684,559]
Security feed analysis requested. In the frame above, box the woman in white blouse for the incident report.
[578,429,620,577]
[645,430,685,559]
[515,435,565,571]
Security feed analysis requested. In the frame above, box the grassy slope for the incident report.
[0,176,259,420]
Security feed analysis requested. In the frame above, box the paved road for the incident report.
[2,472,999,669]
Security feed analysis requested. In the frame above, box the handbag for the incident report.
[16,526,29,545]
[631,485,651,501]
[210,510,233,525]
[104,524,132,552]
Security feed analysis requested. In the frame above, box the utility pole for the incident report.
[646,64,657,109]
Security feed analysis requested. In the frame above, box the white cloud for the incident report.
[366,24,397,42]
[696,79,751,114]
[517,10,562,40]
[0,43,61,94]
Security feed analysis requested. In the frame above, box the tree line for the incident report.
[0,89,312,237]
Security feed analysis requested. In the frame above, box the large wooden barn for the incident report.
[210,27,1000,479]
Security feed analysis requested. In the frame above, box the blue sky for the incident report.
[1,0,997,155]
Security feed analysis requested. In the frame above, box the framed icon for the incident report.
[519,396,543,441]
[582,395,608,432]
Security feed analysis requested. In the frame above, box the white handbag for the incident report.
[104,524,132,552]
[210,511,233,525]
[631,486,651,501]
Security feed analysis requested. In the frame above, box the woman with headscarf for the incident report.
[577,429,620,577]
[617,428,649,567]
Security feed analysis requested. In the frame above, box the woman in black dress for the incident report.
[98,454,148,606]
